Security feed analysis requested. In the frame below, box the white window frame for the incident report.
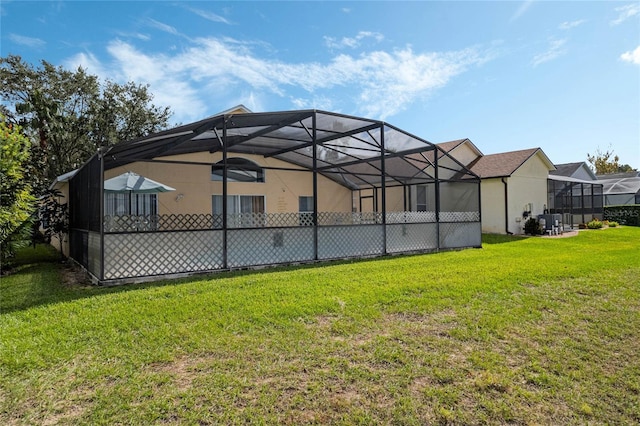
[212,194,266,228]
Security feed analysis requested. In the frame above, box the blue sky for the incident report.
[2,1,639,168]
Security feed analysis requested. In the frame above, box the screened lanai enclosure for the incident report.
[68,110,481,284]
[547,175,604,227]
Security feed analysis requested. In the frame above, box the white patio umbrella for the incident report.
[104,171,175,194]
[104,172,175,215]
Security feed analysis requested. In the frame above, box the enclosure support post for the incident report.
[581,183,586,225]
[222,118,228,269]
[312,112,318,261]
[99,148,105,281]
[434,148,441,251]
[403,185,409,212]
[477,177,483,233]
[380,123,387,255]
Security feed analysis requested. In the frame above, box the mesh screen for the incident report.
[88,232,101,278]
[317,225,384,259]
[103,231,224,280]
[439,222,482,248]
[386,223,438,253]
[69,230,88,268]
[227,228,314,267]
[69,154,101,232]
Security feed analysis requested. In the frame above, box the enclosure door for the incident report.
[299,196,314,226]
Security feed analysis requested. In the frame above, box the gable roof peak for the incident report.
[469,147,555,178]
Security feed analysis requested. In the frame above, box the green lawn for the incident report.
[1,228,639,425]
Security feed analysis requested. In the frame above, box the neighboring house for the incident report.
[439,140,555,235]
[551,162,597,181]
[549,162,604,226]
[596,171,640,205]
[62,109,482,284]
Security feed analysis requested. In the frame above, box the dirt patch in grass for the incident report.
[60,262,92,287]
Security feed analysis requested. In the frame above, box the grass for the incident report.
[1,228,639,424]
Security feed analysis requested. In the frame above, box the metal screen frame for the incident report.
[67,110,481,284]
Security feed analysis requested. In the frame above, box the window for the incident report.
[212,195,265,228]
[416,185,427,211]
[299,196,314,226]
[211,158,264,183]
[104,193,158,216]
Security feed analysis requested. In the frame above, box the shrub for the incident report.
[524,218,543,235]
[587,219,603,229]
[604,205,640,226]
[608,221,619,227]
[1,117,36,268]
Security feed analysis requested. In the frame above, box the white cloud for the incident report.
[290,95,335,111]
[621,46,640,65]
[559,19,586,30]
[239,92,264,112]
[63,37,493,122]
[9,33,45,48]
[510,0,535,22]
[532,38,567,67]
[324,31,384,50]
[64,51,107,76]
[611,3,640,25]
[183,5,231,24]
[146,18,180,36]
[115,31,151,41]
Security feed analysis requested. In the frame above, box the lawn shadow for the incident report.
[2,244,468,314]
[0,241,478,315]
[2,234,538,315]
[481,233,528,245]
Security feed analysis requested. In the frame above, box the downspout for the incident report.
[501,177,512,235]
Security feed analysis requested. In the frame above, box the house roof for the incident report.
[210,104,253,116]
[437,138,483,156]
[551,162,584,176]
[437,139,467,153]
[100,109,479,190]
[49,169,78,190]
[551,162,597,180]
[467,148,555,178]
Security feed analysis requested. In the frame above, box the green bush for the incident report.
[587,219,603,229]
[604,205,640,226]
[609,221,619,227]
[1,117,36,268]
[524,217,543,235]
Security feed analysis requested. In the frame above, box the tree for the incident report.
[40,189,69,260]
[0,116,36,268]
[587,147,637,175]
[0,55,173,195]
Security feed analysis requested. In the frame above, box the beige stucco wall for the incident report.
[105,152,354,215]
[481,153,552,235]
[480,179,507,234]
[507,155,552,234]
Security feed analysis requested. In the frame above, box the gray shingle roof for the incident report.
[550,162,584,177]
[467,148,542,178]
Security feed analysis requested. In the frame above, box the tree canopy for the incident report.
[0,55,173,194]
[0,116,36,265]
[587,147,636,175]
